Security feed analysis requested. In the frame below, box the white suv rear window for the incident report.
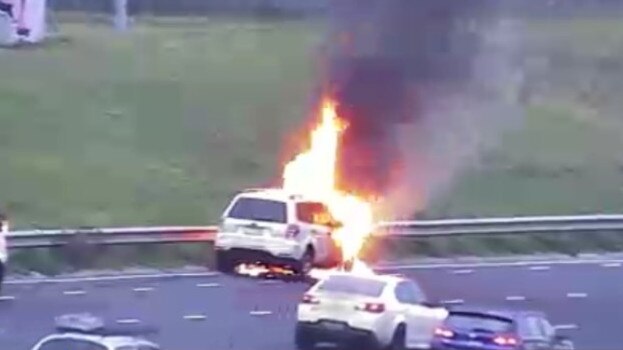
[317,275,386,297]
[227,197,288,223]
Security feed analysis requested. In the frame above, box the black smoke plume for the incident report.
[317,0,524,218]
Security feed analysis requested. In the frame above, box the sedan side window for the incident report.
[520,316,546,339]
[539,318,556,339]
[394,281,426,305]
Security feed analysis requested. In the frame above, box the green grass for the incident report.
[0,18,324,228]
[3,16,623,272]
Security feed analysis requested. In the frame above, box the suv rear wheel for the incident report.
[387,324,406,350]
[295,247,314,277]
[215,250,235,274]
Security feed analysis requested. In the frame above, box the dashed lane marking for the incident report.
[63,290,86,296]
[441,299,464,305]
[196,283,220,288]
[566,293,587,299]
[602,262,621,268]
[132,287,154,292]
[451,269,474,275]
[0,295,16,301]
[183,314,207,321]
[505,296,526,301]
[249,310,273,316]
[529,266,551,271]
[116,319,140,324]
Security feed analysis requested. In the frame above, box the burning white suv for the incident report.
[214,188,344,276]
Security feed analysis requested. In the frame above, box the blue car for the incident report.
[430,306,574,350]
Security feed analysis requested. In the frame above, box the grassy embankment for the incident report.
[2,17,623,273]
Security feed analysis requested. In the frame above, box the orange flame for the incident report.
[283,98,374,267]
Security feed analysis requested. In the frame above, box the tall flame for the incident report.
[283,98,374,266]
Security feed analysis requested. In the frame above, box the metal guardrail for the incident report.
[376,214,623,237]
[6,214,623,249]
[7,226,218,249]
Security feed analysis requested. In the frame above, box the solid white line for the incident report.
[451,269,474,275]
[529,266,551,271]
[63,290,86,296]
[505,296,526,301]
[196,283,220,288]
[602,262,621,268]
[0,296,16,301]
[554,324,579,330]
[183,314,206,321]
[5,272,219,285]
[249,310,272,316]
[377,258,623,271]
[132,287,154,292]
[566,293,587,298]
[441,299,464,305]
[116,319,140,324]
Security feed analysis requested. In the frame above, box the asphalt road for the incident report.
[0,259,620,350]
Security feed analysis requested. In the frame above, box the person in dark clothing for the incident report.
[0,1,13,18]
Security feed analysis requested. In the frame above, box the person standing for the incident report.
[0,212,8,292]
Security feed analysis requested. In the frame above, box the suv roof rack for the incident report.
[55,313,159,336]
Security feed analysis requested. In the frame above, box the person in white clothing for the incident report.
[0,211,7,292]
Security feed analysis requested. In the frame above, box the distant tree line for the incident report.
[48,0,623,18]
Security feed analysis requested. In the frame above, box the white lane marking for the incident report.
[602,262,621,268]
[183,314,206,321]
[451,269,473,275]
[63,290,86,296]
[132,287,154,292]
[116,319,140,324]
[566,293,587,298]
[376,258,623,271]
[554,324,579,330]
[441,299,464,305]
[0,295,16,301]
[196,283,220,288]
[5,272,219,285]
[258,280,280,285]
[505,296,526,301]
[249,310,272,316]
[529,266,551,271]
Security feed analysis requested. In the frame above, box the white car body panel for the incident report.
[31,333,159,350]
[296,272,448,349]
[0,221,8,264]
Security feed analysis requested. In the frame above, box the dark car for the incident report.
[430,306,574,350]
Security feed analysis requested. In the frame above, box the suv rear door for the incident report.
[295,201,337,263]
[223,196,290,239]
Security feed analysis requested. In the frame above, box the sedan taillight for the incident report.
[356,302,385,313]
[301,294,320,305]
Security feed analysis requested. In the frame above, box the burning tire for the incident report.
[294,247,315,277]
[215,250,235,274]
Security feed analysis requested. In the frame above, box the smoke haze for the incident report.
[319,0,526,219]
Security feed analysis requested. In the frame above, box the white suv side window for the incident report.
[295,202,333,226]
[227,197,288,223]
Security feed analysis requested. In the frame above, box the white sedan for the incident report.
[296,271,448,350]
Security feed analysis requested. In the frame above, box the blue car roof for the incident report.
[446,305,546,320]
